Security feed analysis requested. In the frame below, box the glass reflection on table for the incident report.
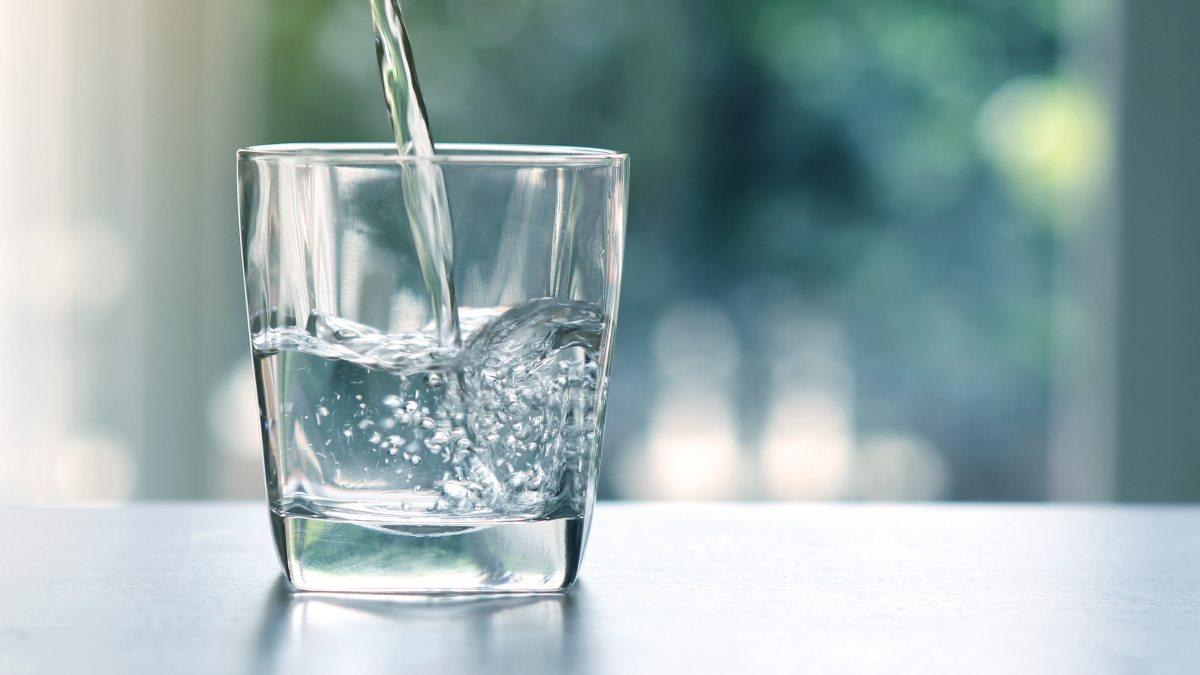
[255,579,584,675]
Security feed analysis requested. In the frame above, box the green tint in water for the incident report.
[274,513,584,593]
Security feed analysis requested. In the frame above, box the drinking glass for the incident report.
[238,143,627,593]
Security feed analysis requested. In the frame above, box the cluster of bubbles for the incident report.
[278,299,606,518]
[463,351,601,512]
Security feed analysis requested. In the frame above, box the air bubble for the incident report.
[441,480,469,500]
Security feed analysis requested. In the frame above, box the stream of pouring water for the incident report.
[368,0,461,348]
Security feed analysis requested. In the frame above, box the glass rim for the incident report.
[238,142,627,166]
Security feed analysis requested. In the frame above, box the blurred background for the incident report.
[1,0,1196,503]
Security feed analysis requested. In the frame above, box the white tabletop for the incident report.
[1,502,1197,674]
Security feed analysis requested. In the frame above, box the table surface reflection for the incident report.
[1,502,1197,674]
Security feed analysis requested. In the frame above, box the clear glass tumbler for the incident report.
[238,143,627,593]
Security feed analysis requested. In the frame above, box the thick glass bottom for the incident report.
[270,510,584,594]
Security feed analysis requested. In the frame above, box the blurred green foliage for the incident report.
[265,0,1066,499]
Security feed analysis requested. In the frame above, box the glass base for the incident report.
[269,511,584,594]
